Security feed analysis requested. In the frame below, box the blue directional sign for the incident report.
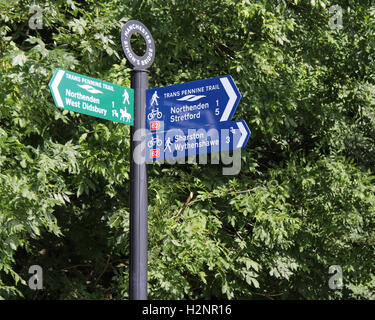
[146,75,241,132]
[145,120,250,162]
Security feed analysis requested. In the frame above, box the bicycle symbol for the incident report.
[147,108,162,121]
[147,136,163,148]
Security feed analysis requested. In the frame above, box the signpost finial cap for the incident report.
[121,20,155,70]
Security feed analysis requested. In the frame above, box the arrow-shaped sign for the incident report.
[49,69,134,125]
[145,120,250,162]
[146,75,241,131]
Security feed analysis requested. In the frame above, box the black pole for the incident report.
[121,19,155,301]
[130,69,148,300]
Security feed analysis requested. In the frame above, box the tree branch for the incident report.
[172,190,194,220]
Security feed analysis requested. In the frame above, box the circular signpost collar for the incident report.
[121,20,155,70]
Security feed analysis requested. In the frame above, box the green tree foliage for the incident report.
[0,0,374,299]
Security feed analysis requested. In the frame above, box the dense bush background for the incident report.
[0,0,374,299]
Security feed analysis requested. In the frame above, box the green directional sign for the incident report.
[49,69,134,125]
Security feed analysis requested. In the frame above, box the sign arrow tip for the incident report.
[219,76,241,122]
[50,69,65,108]
[236,121,250,149]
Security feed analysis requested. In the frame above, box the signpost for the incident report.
[145,120,250,162]
[49,18,252,302]
[146,75,241,131]
[49,69,134,125]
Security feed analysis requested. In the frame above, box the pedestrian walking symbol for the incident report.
[150,91,159,106]
[164,137,172,152]
[123,89,130,105]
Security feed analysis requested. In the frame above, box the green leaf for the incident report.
[11,53,27,66]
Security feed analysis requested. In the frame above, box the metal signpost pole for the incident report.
[130,69,148,300]
[121,20,155,300]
